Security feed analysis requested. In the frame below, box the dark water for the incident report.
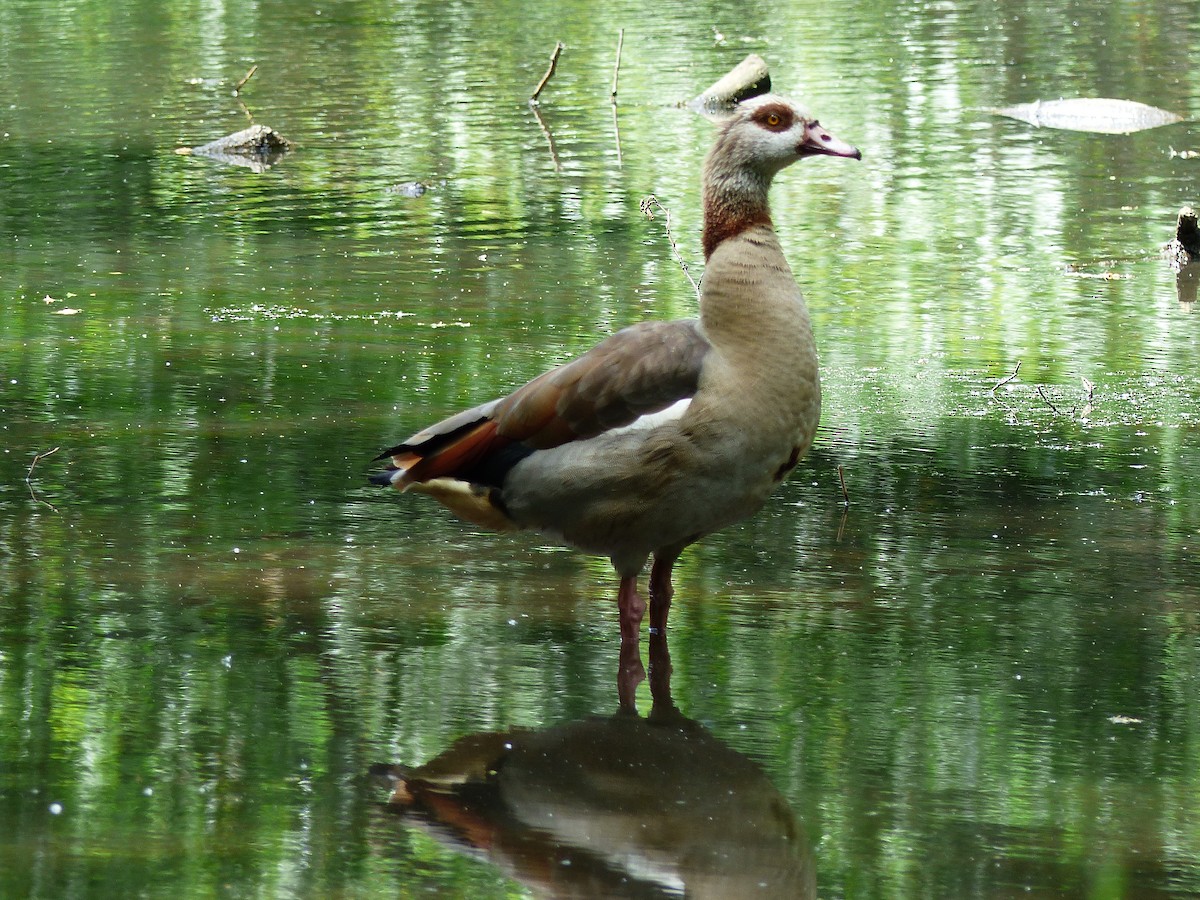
[3,1,1200,897]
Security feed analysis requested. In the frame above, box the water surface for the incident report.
[2,1,1200,897]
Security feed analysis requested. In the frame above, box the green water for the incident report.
[2,1,1199,897]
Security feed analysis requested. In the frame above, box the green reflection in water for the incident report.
[3,0,1200,897]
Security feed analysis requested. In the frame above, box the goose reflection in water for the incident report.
[372,634,815,899]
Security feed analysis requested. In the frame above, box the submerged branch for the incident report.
[529,103,561,171]
[612,103,622,166]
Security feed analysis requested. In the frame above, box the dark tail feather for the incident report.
[369,466,400,487]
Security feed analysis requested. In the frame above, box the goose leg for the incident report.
[616,575,646,710]
[616,575,646,643]
[648,554,676,635]
[617,626,645,712]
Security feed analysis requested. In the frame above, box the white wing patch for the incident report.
[607,398,692,436]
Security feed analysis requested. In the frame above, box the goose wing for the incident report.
[373,318,709,484]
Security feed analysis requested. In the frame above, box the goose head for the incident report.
[702,94,860,257]
[711,94,861,176]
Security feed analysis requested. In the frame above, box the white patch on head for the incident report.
[715,95,818,177]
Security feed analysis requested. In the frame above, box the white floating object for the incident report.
[992,98,1184,134]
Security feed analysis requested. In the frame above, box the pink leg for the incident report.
[617,575,646,643]
[616,575,646,710]
[648,555,676,635]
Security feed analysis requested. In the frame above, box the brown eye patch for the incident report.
[750,103,795,132]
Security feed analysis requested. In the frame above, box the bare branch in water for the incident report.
[530,42,564,104]
[1076,376,1095,417]
[27,446,60,482]
[1081,376,1096,405]
[1036,385,1061,415]
[234,64,258,96]
[990,360,1021,395]
[26,446,61,512]
[610,29,624,103]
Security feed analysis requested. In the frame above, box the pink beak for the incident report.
[799,121,862,160]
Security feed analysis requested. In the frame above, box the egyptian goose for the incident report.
[372,94,860,640]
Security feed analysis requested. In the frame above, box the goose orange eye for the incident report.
[767,113,781,126]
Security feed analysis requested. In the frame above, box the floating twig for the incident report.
[233,64,258,96]
[990,360,1021,395]
[1036,385,1061,415]
[639,195,699,297]
[837,464,849,506]
[27,446,60,482]
[610,29,624,103]
[26,446,61,511]
[530,41,564,104]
